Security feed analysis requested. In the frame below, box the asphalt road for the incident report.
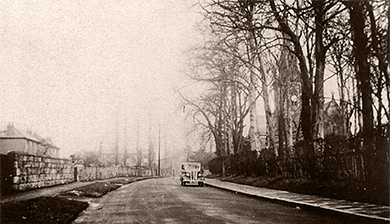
[73,177,379,224]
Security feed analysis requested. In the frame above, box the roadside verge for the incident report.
[0,177,152,224]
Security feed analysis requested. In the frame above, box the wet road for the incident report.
[73,177,376,224]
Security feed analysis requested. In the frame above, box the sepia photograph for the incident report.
[0,0,389,223]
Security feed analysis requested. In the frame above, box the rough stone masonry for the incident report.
[7,151,74,191]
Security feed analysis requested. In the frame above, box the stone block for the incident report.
[18,183,27,191]
[31,182,38,189]
[12,184,19,191]
[15,168,21,176]
[12,176,20,184]
[19,175,27,183]
[20,168,27,175]
[30,175,39,182]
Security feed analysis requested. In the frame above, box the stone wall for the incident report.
[2,151,153,192]
[76,166,152,182]
[7,151,74,191]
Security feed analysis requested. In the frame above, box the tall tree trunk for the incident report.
[313,0,326,148]
[256,53,276,154]
[277,41,296,157]
[230,81,237,154]
[270,0,313,143]
[286,82,293,150]
[336,52,348,137]
[248,72,258,151]
[277,82,287,157]
[262,75,276,153]
[388,1,390,143]
[348,1,375,182]
[246,3,260,153]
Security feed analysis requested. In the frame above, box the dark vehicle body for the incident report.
[180,162,205,187]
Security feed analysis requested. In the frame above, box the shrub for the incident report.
[208,157,223,175]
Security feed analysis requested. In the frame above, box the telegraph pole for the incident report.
[123,116,128,166]
[158,124,161,176]
[115,110,119,166]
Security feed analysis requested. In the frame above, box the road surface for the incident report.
[73,177,380,224]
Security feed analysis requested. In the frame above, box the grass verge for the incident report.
[60,177,151,198]
[1,177,152,223]
[1,196,88,224]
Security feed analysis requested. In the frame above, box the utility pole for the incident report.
[123,116,128,166]
[136,122,141,166]
[148,110,154,171]
[158,124,161,176]
[115,110,119,166]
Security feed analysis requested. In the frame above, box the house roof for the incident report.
[324,97,341,116]
[0,123,42,143]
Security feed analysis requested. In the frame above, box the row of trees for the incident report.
[183,0,389,186]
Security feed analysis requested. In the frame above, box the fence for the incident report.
[212,149,387,183]
[260,153,367,181]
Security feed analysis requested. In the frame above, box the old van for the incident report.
[180,162,205,187]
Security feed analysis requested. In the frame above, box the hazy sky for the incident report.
[0,0,342,158]
[0,0,203,157]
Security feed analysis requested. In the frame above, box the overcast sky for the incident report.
[0,0,203,157]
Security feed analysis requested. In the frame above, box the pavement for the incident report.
[205,178,390,222]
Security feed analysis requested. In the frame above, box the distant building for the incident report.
[256,115,268,150]
[0,123,60,158]
[255,96,346,153]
